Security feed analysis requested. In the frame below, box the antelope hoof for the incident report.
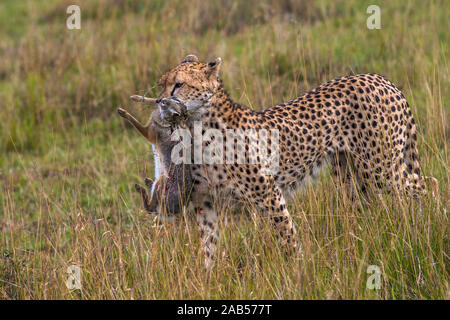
[117,107,128,118]
[145,177,154,189]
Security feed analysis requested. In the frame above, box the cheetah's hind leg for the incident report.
[331,151,369,207]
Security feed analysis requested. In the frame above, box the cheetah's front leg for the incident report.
[195,198,219,269]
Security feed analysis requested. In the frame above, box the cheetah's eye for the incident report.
[171,82,184,96]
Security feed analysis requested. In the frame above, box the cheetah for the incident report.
[151,54,439,268]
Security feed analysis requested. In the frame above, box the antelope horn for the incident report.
[130,95,158,104]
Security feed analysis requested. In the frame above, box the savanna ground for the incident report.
[0,0,448,299]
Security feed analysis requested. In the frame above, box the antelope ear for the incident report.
[206,57,222,79]
[181,54,199,64]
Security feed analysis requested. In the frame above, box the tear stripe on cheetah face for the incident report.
[155,55,439,268]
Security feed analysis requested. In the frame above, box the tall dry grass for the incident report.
[0,0,448,299]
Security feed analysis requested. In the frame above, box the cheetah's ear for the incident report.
[206,57,222,79]
[181,54,199,64]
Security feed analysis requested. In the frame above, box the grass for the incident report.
[0,0,448,299]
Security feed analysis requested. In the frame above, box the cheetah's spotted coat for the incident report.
[153,55,436,268]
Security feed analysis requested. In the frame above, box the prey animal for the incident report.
[118,95,198,218]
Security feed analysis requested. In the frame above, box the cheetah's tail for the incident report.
[402,110,425,192]
[403,106,439,202]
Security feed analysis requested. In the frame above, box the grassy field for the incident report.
[0,0,448,299]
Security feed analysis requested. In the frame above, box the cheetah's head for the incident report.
[156,55,222,111]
